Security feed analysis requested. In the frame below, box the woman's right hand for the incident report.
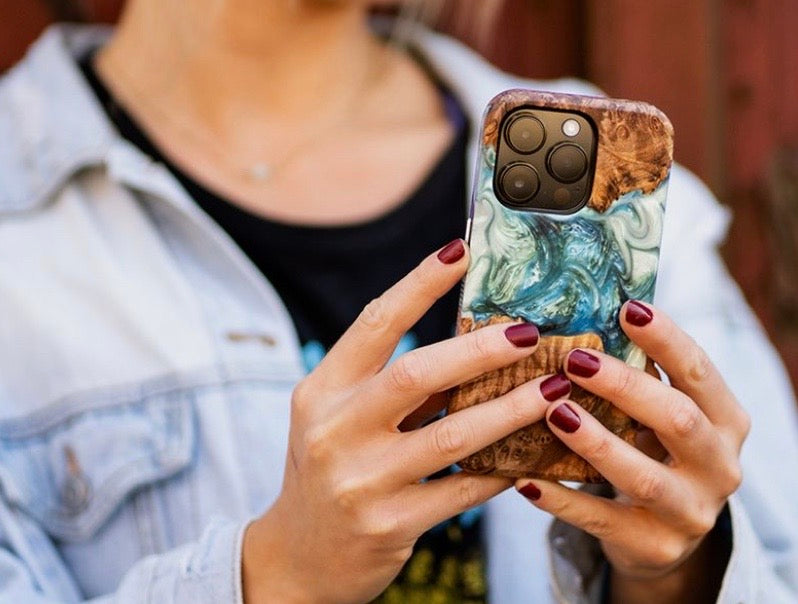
[242,240,559,604]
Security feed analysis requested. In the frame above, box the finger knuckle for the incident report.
[303,423,335,462]
[549,495,574,519]
[357,297,389,331]
[388,354,428,394]
[630,469,666,503]
[581,514,614,538]
[685,345,714,386]
[456,477,484,510]
[686,508,718,538]
[612,367,638,400]
[394,545,415,566]
[736,407,752,439]
[667,400,702,438]
[647,536,687,569]
[431,420,470,457]
[466,329,495,361]
[722,462,744,495]
[586,436,613,465]
[332,476,369,514]
[360,509,402,542]
[290,378,315,418]
[505,391,535,426]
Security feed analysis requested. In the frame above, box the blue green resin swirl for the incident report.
[463,165,666,361]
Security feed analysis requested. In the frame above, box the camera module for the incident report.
[494,106,595,213]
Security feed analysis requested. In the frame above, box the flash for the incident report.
[562,119,581,137]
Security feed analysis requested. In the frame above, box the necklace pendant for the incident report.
[249,162,272,182]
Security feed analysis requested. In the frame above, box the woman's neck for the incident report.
[94,0,454,226]
[97,0,385,152]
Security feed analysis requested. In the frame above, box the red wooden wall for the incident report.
[2,0,798,390]
[0,1,123,72]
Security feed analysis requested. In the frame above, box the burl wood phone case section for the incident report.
[448,90,674,482]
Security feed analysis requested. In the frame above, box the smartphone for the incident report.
[447,89,674,482]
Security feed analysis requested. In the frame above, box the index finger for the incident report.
[314,239,469,388]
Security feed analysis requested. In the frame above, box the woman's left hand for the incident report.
[515,300,750,600]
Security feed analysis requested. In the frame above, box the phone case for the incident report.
[448,89,674,482]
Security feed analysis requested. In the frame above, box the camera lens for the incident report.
[547,143,588,183]
[499,162,540,204]
[505,113,545,154]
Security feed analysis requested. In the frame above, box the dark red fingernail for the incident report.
[518,482,541,501]
[567,349,600,378]
[549,403,581,433]
[437,239,465,264]
[540,373,571,402]
[625,300,653,327]
[504,323,540,347]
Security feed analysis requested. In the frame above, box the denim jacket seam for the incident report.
[0,365,299,439]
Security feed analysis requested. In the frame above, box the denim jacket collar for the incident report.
[0,25,119,213]
[0,25,223,217]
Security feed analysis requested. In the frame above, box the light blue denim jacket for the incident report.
[0,24,796,603]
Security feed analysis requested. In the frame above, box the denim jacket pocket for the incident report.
[0,390,196,542]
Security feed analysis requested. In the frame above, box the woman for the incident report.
[0,1,795,602]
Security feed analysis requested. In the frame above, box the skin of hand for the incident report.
[242,240,557,604]
[515,300,751,603]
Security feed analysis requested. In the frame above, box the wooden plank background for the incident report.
[2,0,797,390]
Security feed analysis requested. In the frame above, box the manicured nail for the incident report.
[518,482,541,501]
[567,349,600,378]
[437,239,465,264]
[549,403,581,433]
[540,373,571,402]
[504,323,540,347]
[625,300,653,327]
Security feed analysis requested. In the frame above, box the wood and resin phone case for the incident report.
[448,89,674,482]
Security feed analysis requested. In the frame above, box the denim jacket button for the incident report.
[59,445,92,516]
[60,474,92,516]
